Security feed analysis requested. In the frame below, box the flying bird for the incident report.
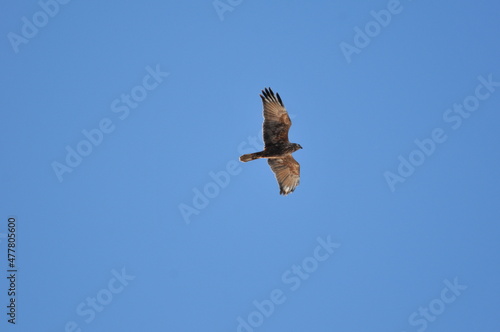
[239,88,302,195]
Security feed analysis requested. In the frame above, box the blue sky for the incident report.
[1,1,500,331]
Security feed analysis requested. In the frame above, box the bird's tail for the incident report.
[239,152,264,162]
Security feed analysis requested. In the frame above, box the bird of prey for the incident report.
[239,88,302,195]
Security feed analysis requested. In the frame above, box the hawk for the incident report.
[239,88,302,195]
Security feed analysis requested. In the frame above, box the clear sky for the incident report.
[1,1,500,331]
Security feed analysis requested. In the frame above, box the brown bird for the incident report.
[240,88,302,195]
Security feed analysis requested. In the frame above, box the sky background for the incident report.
[1,1,500,331]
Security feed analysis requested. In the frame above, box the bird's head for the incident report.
[293,143,303,151]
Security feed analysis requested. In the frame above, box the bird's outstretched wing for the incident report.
[260,88,291,148]
[268,155,300,195]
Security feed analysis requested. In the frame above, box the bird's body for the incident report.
[239,88,302,195]
[240,142,301,161]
